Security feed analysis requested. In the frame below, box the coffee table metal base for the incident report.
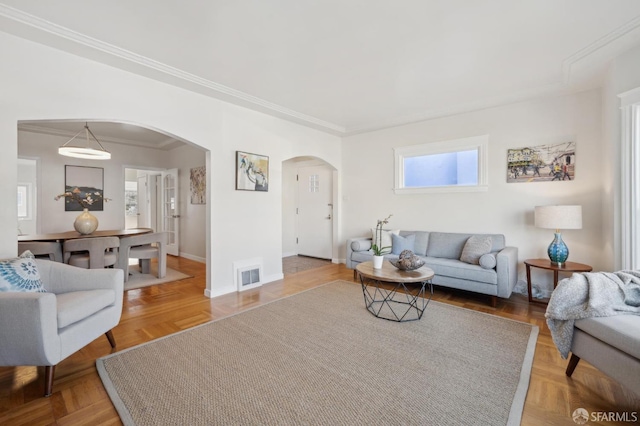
[359,277,433,322]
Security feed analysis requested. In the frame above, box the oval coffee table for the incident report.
[356,260,435,322]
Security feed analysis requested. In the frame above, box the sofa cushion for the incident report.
[427,232,506,259]
[479,253,497,269]
[56,289,116,329]
[575,315,640,359]
[426,233,472,259]
[422,257,498,285]
[400,231,429,256]
[370,229,399,252]
[391,234,415,255]
[351,240,372,252]
[0,254,46,293]
[460,236,493,265]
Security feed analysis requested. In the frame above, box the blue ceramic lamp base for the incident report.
[548,232,569,266]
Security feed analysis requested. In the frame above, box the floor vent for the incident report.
[234,258,263,292]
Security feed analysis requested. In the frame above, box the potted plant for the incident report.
[371,214,392,269]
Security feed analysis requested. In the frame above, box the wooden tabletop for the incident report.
[18,228,153,242]
[523,258,592,273]
[356,260,434,283]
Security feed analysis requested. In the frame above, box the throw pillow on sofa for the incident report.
[460,235,493,265]
[479,253,497,269]
[391,234,415,255]
[0,252,46,293]
[370,228,400,252]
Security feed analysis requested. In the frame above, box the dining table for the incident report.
[18,228,153,243]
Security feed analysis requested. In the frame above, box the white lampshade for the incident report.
[534,205,582,230]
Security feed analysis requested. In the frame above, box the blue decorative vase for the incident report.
[547,232,568,265]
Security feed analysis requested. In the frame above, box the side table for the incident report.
[524,259,592,304]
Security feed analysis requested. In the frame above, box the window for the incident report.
[394,135,489,194]
[619,86,640,270]
[17,183,32,220]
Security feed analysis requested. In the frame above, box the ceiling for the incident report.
[4,0,640,142]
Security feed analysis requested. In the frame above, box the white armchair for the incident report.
[0,259,124,397]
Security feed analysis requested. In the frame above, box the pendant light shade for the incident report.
[58,123,111,160]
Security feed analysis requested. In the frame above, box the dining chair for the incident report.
[116,232,167,282]
[18,241,63,263]
[63,237,120,269]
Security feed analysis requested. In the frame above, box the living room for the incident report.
[1,2,640,425]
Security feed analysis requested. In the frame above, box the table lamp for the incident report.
[534,205,582,266]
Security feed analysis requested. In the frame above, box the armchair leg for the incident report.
[44,365,56,397]
[490,295,497,308]
[105,330,117,348]
[566,353,581,377]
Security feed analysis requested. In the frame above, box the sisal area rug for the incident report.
[124,265,192,291]
[97,281,538,426]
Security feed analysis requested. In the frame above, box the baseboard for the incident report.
[204,273,284,299]
[332,258,345,264]
[179,252,206,263]
[282,251,297,258]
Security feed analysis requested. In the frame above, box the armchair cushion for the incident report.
[0,256,46,293]
[56,289,116,329]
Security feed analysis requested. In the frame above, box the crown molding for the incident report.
[17,123,180,150]
[2,3,639,137]
[0,3,345,135]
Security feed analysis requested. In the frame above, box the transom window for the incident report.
[394,135,489,194]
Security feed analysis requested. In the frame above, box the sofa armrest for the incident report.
[0,292,61,366]
[36,259,124,294]
[496,246,518,298]
[346,237,372,269]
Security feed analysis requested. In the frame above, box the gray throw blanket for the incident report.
[545,270,640,358]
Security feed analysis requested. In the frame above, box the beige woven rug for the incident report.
[124,266,192,291]
[97,281,538,426]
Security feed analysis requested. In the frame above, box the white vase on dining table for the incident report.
[74,208,98,235]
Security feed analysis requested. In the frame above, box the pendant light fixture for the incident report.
[58,122,111,160]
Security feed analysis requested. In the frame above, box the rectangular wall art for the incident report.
[507,141,576,183]
[190,166,206,204]
[236,151,269,192]
[63,165,105,211]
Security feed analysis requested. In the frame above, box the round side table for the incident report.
[524,259,592,304]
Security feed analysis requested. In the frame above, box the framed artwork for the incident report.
[236,151,269,192]
[507,141,576,183]
[190,166,206,204]
[64,165,105,211]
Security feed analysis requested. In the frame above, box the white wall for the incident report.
[0,32,342,298]
[171,144,207,261]
[342,90,604,293]
[602,45,640,270]
[19,130,169,233]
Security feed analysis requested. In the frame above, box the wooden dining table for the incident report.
[18,228,153,242]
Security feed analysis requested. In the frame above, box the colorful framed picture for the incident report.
[64,165,105,211]
[190,166,206,204]
[236,151,269,192]
[507,142,576,183]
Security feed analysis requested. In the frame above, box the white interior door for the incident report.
[161,168,180,256]
[297,166,333,260]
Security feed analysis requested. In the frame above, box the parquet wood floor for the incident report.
[0,256,637,425]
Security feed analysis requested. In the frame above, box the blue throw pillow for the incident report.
[0,254,46,293]
[391,234,416,255]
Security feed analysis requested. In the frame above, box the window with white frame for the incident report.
[394,135,489,194]
[17,183,32,220]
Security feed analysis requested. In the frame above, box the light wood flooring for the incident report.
[0,257,638,425]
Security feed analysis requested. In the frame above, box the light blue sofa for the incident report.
[347,231,518,306]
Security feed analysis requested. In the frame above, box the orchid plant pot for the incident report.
[372,255,384,269]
